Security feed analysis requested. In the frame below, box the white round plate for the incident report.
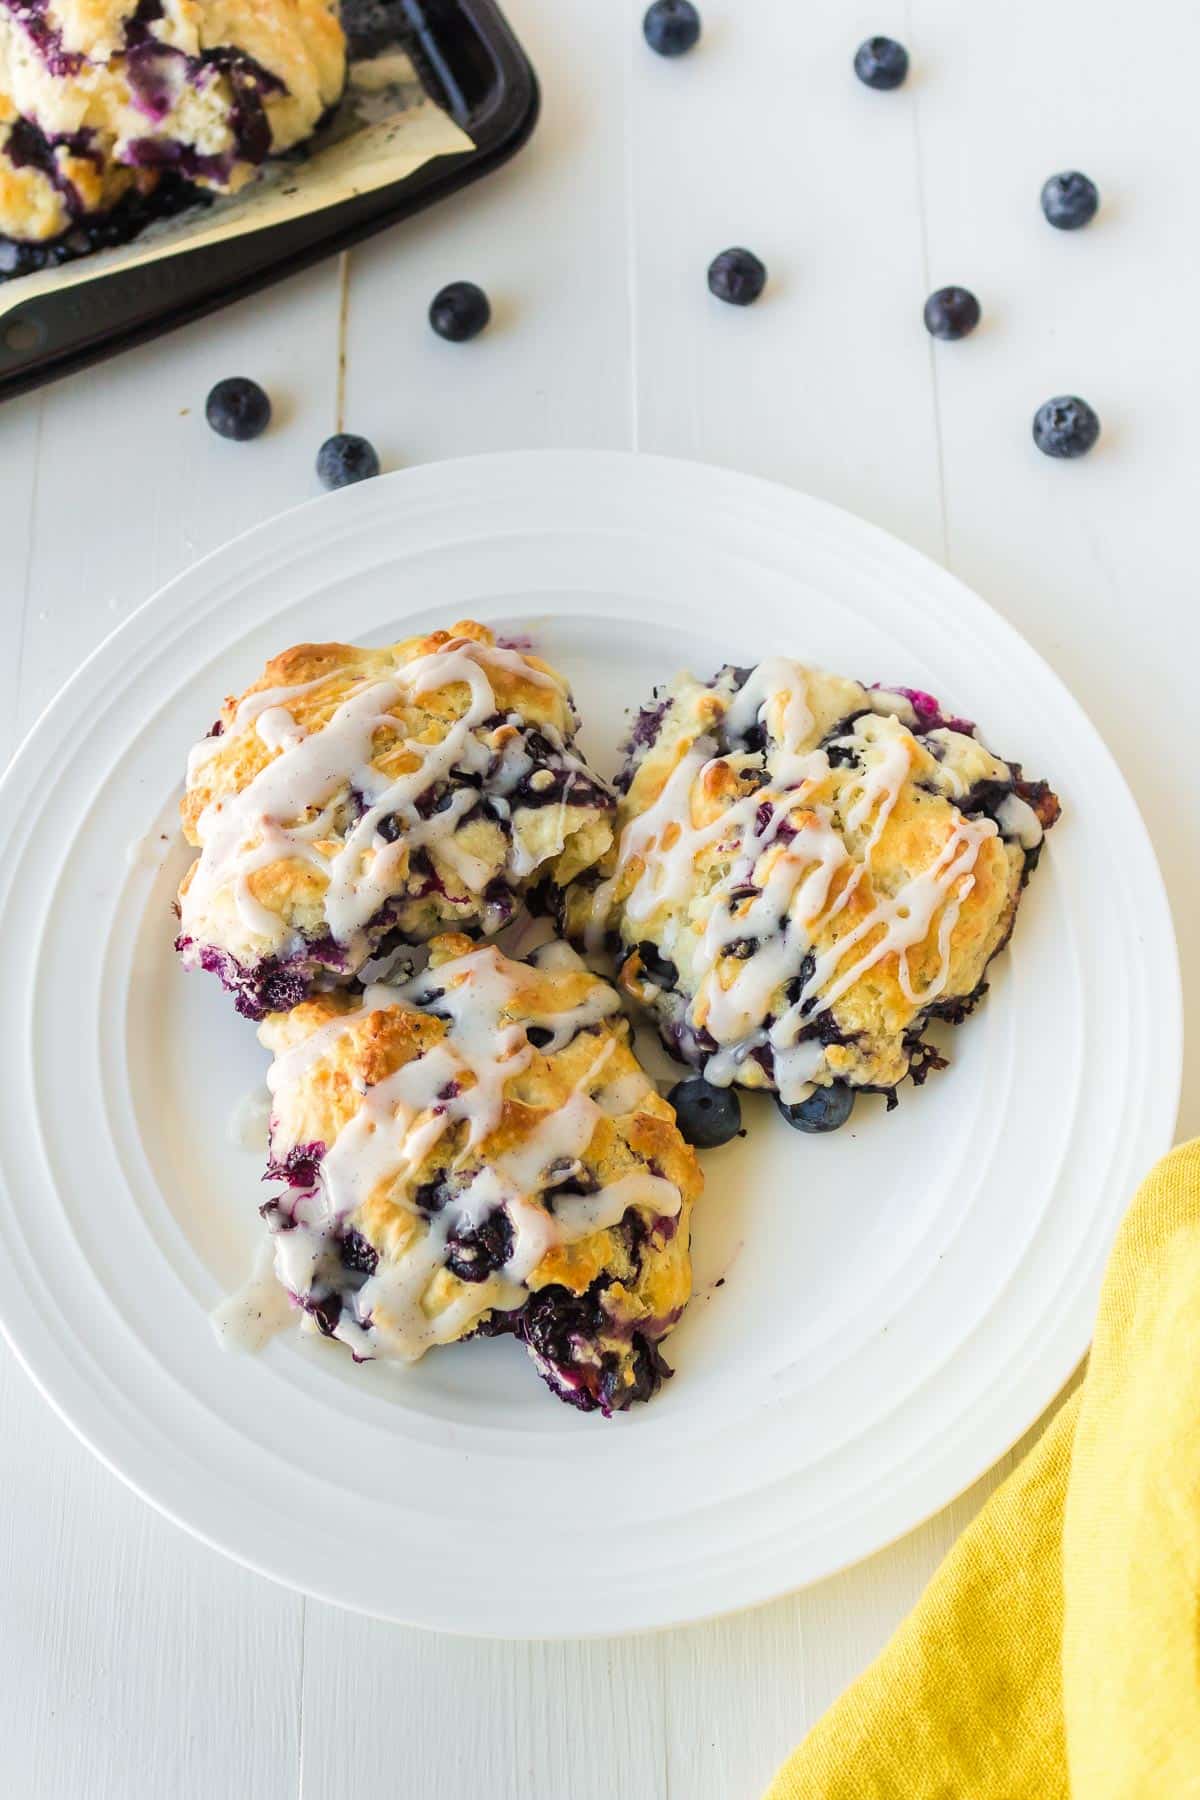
[0,451,1179,1636]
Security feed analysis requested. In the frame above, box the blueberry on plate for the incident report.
[1032,396,1101,459]
[1041,170,1099,231]
[205,377,271,441]
[854,36,909,90]
[668,1078,742,1149]
[777,1083,856,1134]
[316,433,381,490]
[643,0,701,57]
[429,280,491,342]
[923,286,981,340]
[708,247,767,307]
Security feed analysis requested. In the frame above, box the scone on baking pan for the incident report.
[0,0,345,248]
[176,621,615,1019]
[254,934,703,1414]
[562,659,1060,1130]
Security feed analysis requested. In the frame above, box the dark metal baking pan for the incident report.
[0,0,539,403]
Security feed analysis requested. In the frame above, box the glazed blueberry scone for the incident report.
[0,0,345,256]
[563,660,1060,1123]
[255,934,703,1414]
[176,622,615,1019]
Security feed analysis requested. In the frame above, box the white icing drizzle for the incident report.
[227,1086,272,1152]
[257,948,676,1364]
[210,1237,295,1354]
[996,792,1045,850]
[601,663,998,1103]
[724,657,814,756]
[180,638,571,959]
[185,677,328,785]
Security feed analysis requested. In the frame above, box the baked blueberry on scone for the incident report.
[0,0,345,266]
[176,622,615,1019]
[563,659,1060,1129]
[256,934,703,1413]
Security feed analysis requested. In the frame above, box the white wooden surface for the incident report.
[1,2,1196,1794]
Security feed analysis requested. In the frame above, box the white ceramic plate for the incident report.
[0,451,1179,1636]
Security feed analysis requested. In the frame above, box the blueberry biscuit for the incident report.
[0,0,345,255]
[563,660,1060,1118]
[176,622,615,1019]
[257,934,702,1413]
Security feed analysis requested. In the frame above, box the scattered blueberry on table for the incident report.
[643,0,702,58]
[316,432,381,489]
[708,247,768,307]
[777,1084,856,1134]
[1040,171,1100,231]
[1032,396,1101,459]
[429,280,492,342]
[668,1078,742,1149]
[205,377,271,441]
[923,286,981,340]
[854,36,909,90]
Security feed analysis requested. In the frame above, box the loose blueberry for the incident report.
[668,1078,742,1149]
[777,1082,856,1134]
[643,0,701,57]
[316,433,381,489]
[854,36,909,90]
[205,376,271,441]
[429,280,491,342]
[923,286,981,341]
[1040,170,1099,231]
[708,247,767,307]
[1032,395,1101,459]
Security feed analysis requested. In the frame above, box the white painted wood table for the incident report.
[1,2,1196,1793]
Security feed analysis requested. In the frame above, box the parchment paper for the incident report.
[0,52,473,324]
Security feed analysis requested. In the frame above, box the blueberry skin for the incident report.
[1032,396,1101,459]
[1041,171,1099,231]
[316,433,381,490]
[854,36,909,90]
[708,248,767,307]
[777,1083,856,1134]
[643,0,701,56]
[668,1078,742,1149]
[205,377,271,441]
[923,286,981,341]
[429,280,491,342]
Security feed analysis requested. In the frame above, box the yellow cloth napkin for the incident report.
[765,1137,1200,1800]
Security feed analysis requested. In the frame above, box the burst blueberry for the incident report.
[923,286,981,341]
[1041,171,1099,231]
[316,432,381,489]
[205,376,271,441]
[643,0,701,57]
[708,247,767,307]
[429,280,491,342]
[777,1082,856,1134]
[668,1078,742,1149]
[854,36,909,90]
[445,1206,514,1282]
[1032,396,1100,459]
